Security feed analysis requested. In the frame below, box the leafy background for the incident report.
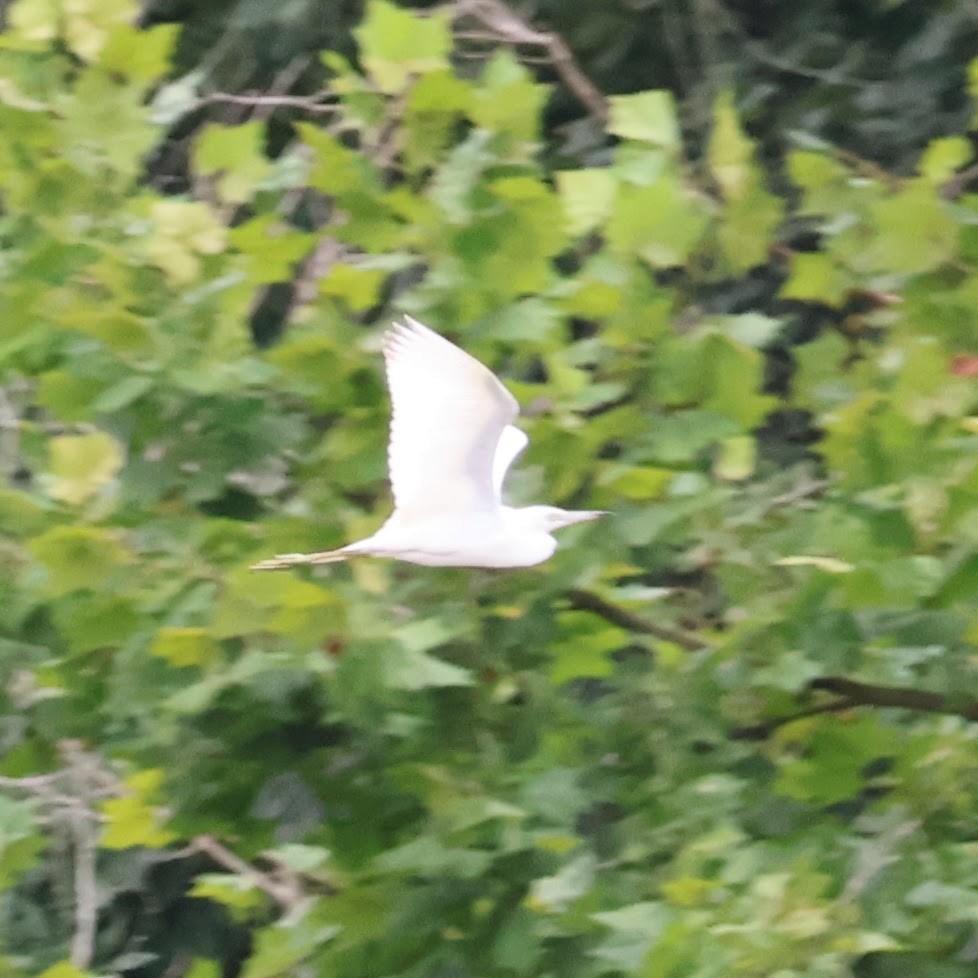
[3,0,978,976]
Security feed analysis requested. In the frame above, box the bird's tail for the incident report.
[250,548,351,571]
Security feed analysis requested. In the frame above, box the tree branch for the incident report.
[1,741,120,968]
[564,589,712,652]
[186,835,303,911]
[452,0,608,121]
[809,676,978,722]
[763,477,831,513]
[197,90,339,116]
[942,161,978,201]
[732,676,978,740]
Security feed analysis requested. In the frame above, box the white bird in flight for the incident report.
[252,316,607,570]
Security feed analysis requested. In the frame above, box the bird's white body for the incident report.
[340,506,567,568]
[252,317,606,571]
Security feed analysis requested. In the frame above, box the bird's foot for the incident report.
[250,553,310,570]
[250,550,348,570]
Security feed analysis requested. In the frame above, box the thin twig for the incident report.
[759,477,831,517]
[452,0,608,121]
[187,835,302,910]
[197,90,339,116]
[707,0,871,88]
[731,699,857,741]
[564,589,711,652]
[0,385,22,479]
[2,742,121,968]
[370,88,409,173]
[68,804,99,968]
[252,56,313,123]
[293,237,346,307]
[942,161,978,201]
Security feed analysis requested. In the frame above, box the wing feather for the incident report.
[492,425,529,499]
[382,316,520,521]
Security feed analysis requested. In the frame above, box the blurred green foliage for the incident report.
[3,1,978,977]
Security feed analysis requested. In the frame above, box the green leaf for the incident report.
[0,795,46,889]
[775,715,894,804]
[700,335,777,426]
[195,122,272,203]
[713,435,756,481]
[150,627,223,668]
[709,91,753,198]
[185,961,222,978]
[190,874,265,913]
[919,137,972,183]
[656,335,775,427]
[383,645,474,691]
[144,199,226,286]
[354,0,451,94]
[593,902,672,972]
[92,374,154,413]
[452,176,566,296]
[556,168,616,237]
[376,834,492,877]
[241,916,340,978]
[29,525,130,597]
[714,312,783,348]
[404,70,473,170]
[300,122,383,209]
[781,251,853,304]
[598,465,674,501]
[36,370,102,422]
[856,179,958,275]
[608,91,680,148]
[229,216,315,284]
[469,50,547,141]
[46,430,124,505]
[34,965,88,978]
[549,612,621,682]
[709,92,783,270]
[607,171,710,267]
[319,264,385,312]
[54,594,140,654]
[100,22,178,82]
[716,180,784,272]
[10,0,131,62]
[527,853,596,912]
[100,769,174,848]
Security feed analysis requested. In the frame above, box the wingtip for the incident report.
[384,315,439,359]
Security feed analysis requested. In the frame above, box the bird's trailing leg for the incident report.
[250,549,351,571]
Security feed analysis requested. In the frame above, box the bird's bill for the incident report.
[562,510,610,526]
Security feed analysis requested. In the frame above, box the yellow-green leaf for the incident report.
[150,627,223,668]
[100,22,178,82]
[195,122,272,204]
[713,435,756,481]
[608,91,679,148]
[29,526,131,597]
[354,0,451,94]
[47,431,124,505]
[556,169,616,237]
[145,199,226,286]
[35,965,88,978]
[100,769,174,849]
[709,91,753,199]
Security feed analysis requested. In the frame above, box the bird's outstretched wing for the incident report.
[383,316,520,521]
[492,424,529,500]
